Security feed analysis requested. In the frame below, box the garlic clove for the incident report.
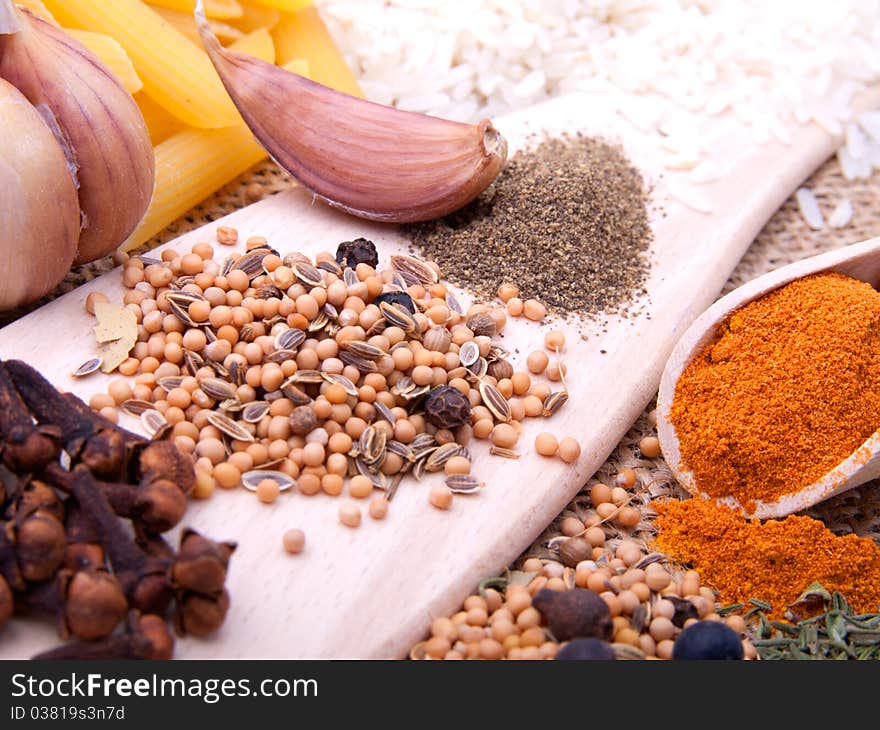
[194,1,506,223]
[0,1,19,32]
[0,78,80,310]
[0,5,154,264]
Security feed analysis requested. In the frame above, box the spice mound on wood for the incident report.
[671,272,880,505]
[0,359,235,659]
[405,134,652,317]
[87,234,576,524]
[655,497,880,618]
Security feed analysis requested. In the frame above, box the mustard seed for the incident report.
[535,432,558,457]
[256,478,280,504]
[639,436,661,458]
[339,503,361,528]
[558,437,581,463]
[526,351,549,374]
[429,484,453,510]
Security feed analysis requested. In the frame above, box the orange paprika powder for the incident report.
[655,498,880,617]
[671,272,880,505]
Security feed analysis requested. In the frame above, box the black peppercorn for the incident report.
[335,238,378,269]
[424,386,471,429]
[673,620,744,660]
[532,588,613,642]
[555,638,616,660]
[374,291,416,314]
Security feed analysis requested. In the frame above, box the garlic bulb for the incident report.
[0,78,80,310]
[0,5,154,264]
[194,1,506,223]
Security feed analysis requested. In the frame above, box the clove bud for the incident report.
[17,566,128,640]
[0,574,11,631]
[195,1,506,224]
[171,529,235,596]
[0,364,61,474]
[9,481,64,522]
[65,466,172,615]
[5,360,144,481]
[62,498,106,572]
[63,543,105,572]
[61,568,128,640]
[13,510,66,583]
[135,441,195,497]
[32,611,174,660]
[174,588,230,638]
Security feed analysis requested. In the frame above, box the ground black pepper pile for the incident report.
[405,134,652,316]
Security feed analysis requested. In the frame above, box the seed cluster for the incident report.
[406,134,653,317]
[84,231,580,542]
[0,360,234,660]
[414,456,758,660]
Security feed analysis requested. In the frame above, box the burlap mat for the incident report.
[7,154,880,559]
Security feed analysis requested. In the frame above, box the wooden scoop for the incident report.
[657,236,880,519]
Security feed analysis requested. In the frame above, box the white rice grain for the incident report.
[828,199,854,229]
[795,187,824,230]
[316,0,879,224]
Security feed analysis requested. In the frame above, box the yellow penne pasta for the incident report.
[122,125,266,250]
[43,0,238,129]
[145,0,243,20]
[284,57,308,77]
[234,1,279,32]
[228,27,275,63]
[247,0,311,12]
[151,6,244,45]
[14,0,58,25]
[135,92,184,144]
[271,7,361,97]
[124,56,310,252]
[67,30,143,94]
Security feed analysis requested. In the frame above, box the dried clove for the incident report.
[0,574,11,631]
[7,480,63,522]
[0,522,23,590]
[171,528,235,596]
[16,567,127,640]
[0,463,20,507]
[61,568,128,640]
[0,358,235,654]
[32,611,173,660]
[63,543,105,572]
[11,510,66,583]
[5,360,143,481]
[62,499,105,571]
[0,363,60,474]
[174,588,230,638]
[46,462,186,535]
[108,479,187,534]
[65,466,172,615]
[134,440,195,497]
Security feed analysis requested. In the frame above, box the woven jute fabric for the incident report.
[7,154,880,567]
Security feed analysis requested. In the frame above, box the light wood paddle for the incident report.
[657,236,880,519]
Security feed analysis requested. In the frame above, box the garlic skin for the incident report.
[195,1,506,223]
[0,78,80,310]
[0,7,154,264]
